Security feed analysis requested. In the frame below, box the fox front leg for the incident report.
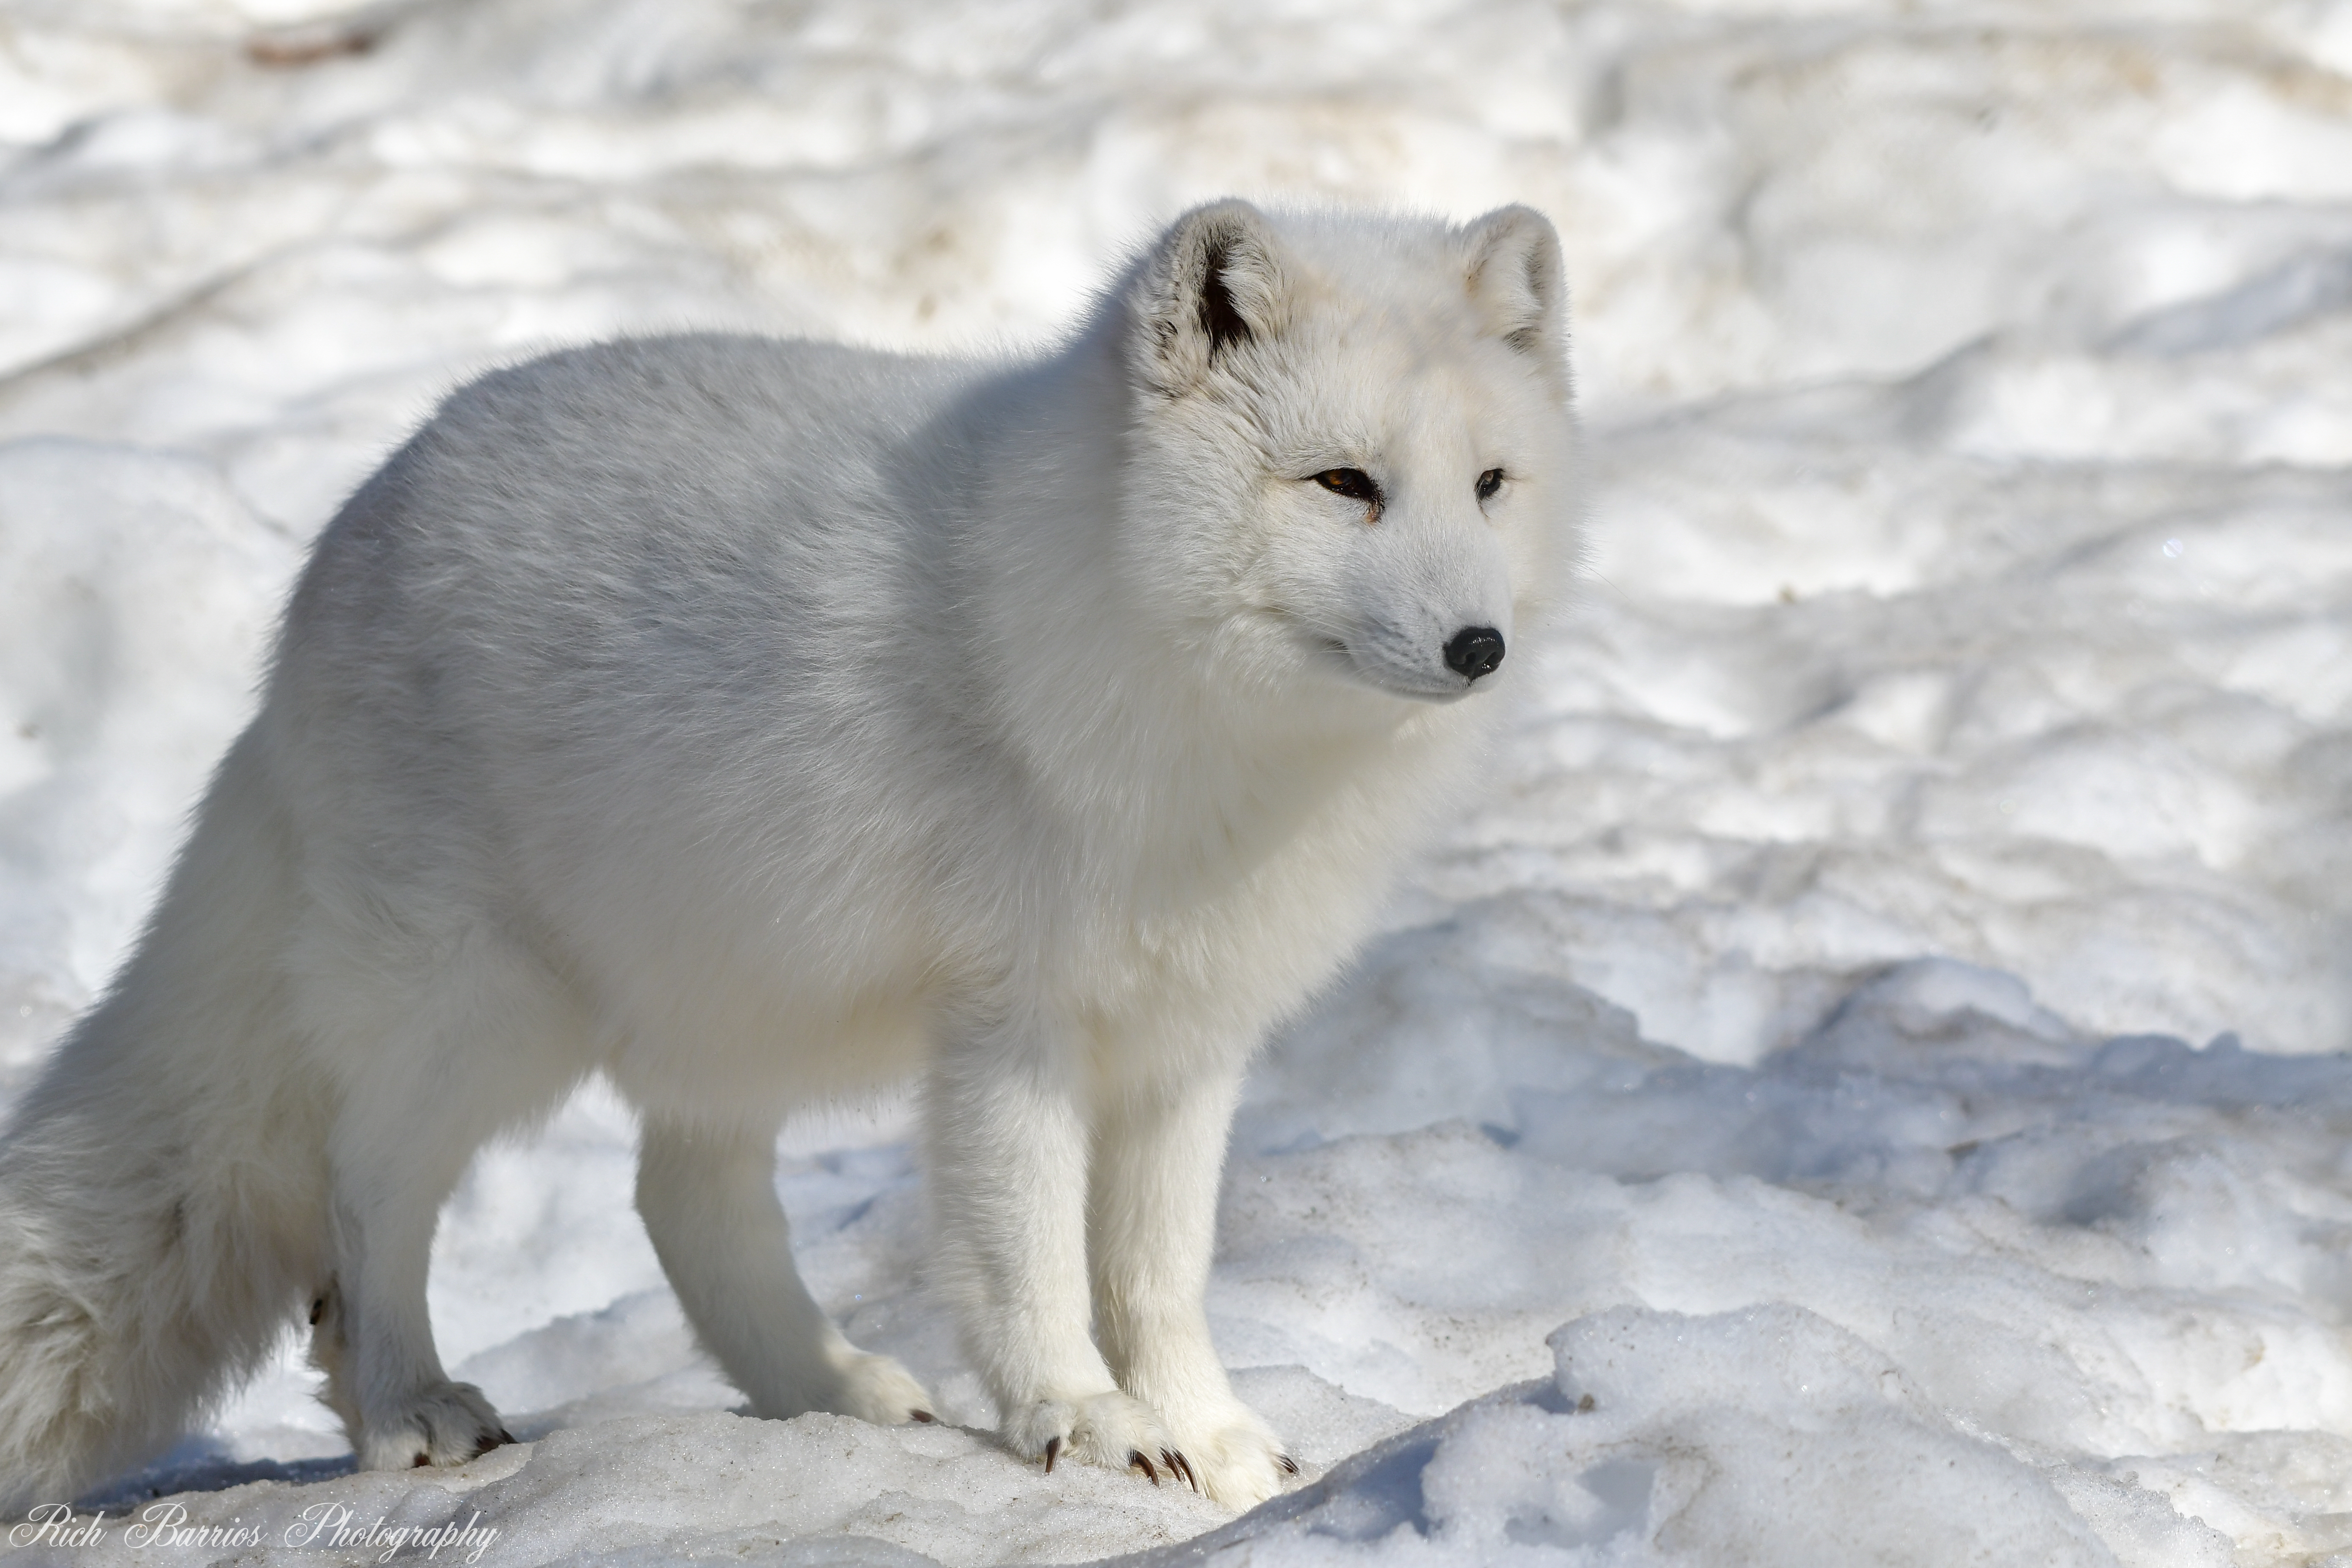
[1090,1062,1294,1508]
[927,1020,1188,1489]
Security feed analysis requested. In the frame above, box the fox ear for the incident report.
[1131,200,1291,393]
[1459,205,1566,364]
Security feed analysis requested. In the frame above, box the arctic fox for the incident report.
[0,200,1576,1513]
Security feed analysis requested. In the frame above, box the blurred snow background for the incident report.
[4,0,2352,1563]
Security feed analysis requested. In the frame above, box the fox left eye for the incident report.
[1476,468,1505,501]
[1313,468,1380,504]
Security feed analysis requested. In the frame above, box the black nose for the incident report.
[1443,626,1505,681]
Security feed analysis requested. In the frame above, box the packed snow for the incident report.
[5,0,2352,1563]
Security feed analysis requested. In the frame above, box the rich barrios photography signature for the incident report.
[8,1501,497,1561]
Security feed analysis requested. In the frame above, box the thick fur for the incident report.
[0,202,1577,1513]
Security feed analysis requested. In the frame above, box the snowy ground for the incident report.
[5,1,2352,1563]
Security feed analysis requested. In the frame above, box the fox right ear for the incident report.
[1130,200,1290,394]
[1459,205,1567,367]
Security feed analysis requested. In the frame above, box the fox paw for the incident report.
[1006,1390,1191,1487]
[1165,1405,1298,1510]
[831,1350,938,1426]
[358,1380,513,1470]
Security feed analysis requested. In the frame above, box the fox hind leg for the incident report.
[300,923,583,1469]
[636,1116,933,1425]
[320,1096,517,1468]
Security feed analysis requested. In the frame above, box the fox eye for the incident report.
[1476,468,1505,501]
[1312,468,1380,504]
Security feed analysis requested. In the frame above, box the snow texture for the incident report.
[5,0,2352,1563]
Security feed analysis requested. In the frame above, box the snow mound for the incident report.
[1152,1304,2230,1568]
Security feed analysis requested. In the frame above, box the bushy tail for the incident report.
[0,728,328,1516]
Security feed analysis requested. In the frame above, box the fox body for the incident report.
[0,201,1576,1512]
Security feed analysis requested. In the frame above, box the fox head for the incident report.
[1117,200,1579,712]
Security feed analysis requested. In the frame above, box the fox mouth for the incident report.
[1313,631,1475,704]
[1255,610,1474,704]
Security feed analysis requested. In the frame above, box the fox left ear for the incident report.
[1459,205,1567,367]
[1130,200,1293,395]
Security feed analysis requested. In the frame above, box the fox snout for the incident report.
[1443,626,1505,681]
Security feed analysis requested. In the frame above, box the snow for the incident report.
[5,0,2352,1563]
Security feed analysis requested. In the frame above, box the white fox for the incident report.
[0,200,1576,1513]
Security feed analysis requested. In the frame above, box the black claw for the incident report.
[468,1429,511,1460]
[910,1410,936,1424]
[411,1452,430,1469]
[1277,1453,1299,1475]
[1165,1448,1196,1491]
[1044,1435,1061,1474]
[1130,1448,1160,1485]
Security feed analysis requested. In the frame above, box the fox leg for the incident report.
[1090,1062,1293,1508]
[635,1117,932,1424]
[315,1099,512,1469]
[928,1017,1186,1486]
[300,920,584,1469]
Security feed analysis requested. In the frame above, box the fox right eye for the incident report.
[1312,468,1380,503]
